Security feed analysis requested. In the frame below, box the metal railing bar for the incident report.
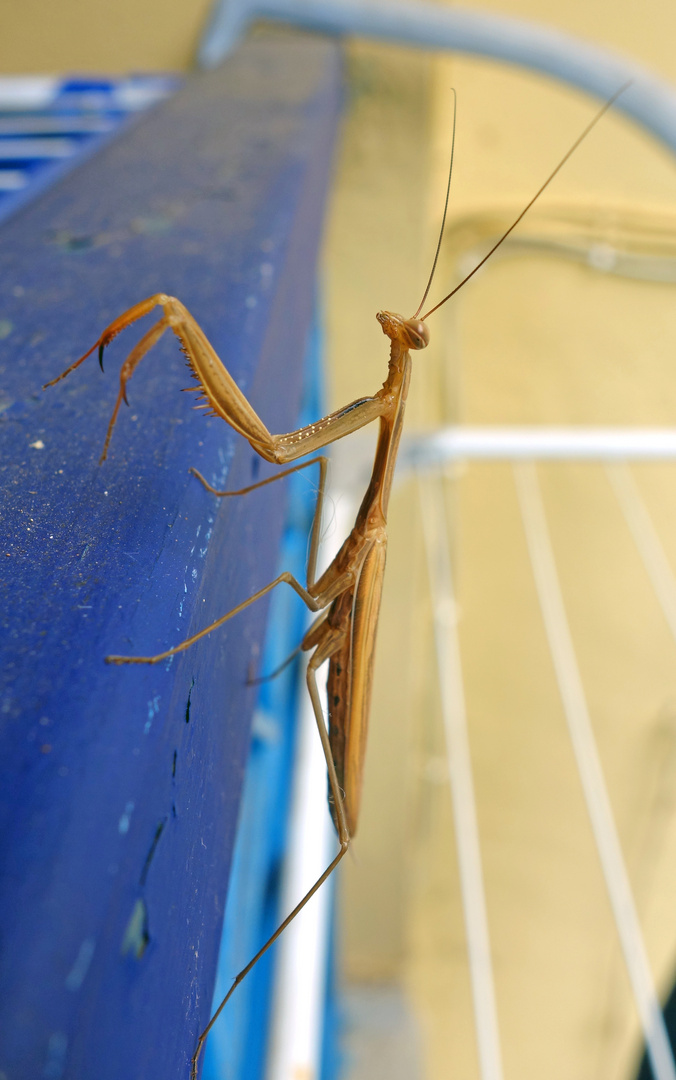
[198,0,676,168]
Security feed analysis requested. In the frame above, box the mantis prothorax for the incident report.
[44,83,627,1077]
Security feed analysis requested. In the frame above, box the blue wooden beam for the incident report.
[0,34,342,1080]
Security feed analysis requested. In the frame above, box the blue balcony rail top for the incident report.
[0,35,342,1080]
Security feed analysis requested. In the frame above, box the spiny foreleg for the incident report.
[45,294,388,465]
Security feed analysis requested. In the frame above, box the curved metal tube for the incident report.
[200,0,676,157]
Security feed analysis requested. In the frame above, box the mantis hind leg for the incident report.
[190,635,350,1080]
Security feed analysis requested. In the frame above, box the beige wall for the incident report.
[0,0,212,73]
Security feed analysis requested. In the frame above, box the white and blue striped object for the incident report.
[0,76,177,224]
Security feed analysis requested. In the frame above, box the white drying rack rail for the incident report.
[402,425,676,466]
[326,425,676,1080]
[407,426,676,1080]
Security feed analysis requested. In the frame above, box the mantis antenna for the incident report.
[412,87,458,320]
[421,81,632,321]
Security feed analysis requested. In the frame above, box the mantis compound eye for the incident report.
[403,319,429,351]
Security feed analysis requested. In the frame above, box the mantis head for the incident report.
[376,311,429,351]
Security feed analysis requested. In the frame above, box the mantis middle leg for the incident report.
[106,455,345,666]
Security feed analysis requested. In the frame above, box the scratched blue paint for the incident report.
[0,35,342,1080]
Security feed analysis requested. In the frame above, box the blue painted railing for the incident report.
[0,35,342,1080]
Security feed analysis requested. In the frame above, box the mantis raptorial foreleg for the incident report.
[44,294,387,464]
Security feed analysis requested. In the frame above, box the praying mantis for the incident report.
[44,84,627,1077]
